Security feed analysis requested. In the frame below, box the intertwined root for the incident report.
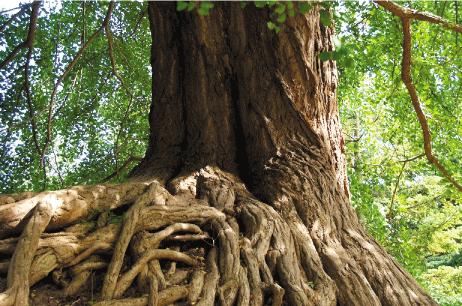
[0,167,336,306]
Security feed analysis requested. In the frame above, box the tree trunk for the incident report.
[0,2,439,306]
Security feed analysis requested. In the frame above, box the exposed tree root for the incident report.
[0,166,438,305]
[0,199,53,306]
[93,285,190,306]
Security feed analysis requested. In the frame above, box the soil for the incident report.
[0,275,94,306]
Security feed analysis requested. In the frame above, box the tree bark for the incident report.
[0,2,439,306]
[129,2,437,305]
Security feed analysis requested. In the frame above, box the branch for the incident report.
[24,31,42,158]
[102,155,143,183]
[375,1,462,193]
[402,18,462,193]
[0,1,41,70]
[77,138,147,185]
[40,1,115,167]
[0,3,33,33]
[398,154,425,163]
[375,0,462,34]
[104,20,142,175]
[131,7,148,37]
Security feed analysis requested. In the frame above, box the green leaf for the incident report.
[177,1,188,11]
[286,1,293,9]
[298,2,312,14]
[197,7,210,15]
[318,1,331,9]
[318,51,332,61]
[267,21,281,33]
[288,9,295,17]
[254,1,267,8]
[332,51,341,61]
[187,2,196,11]
[332,35,342,50]
[277,13,287,23]
[275,4,286,14]
[267,21,277,30]
[240,2,248,8]
[344,57,355,68]
[201,2,214,9]
[319,9,332,27]
[332,9,341,19]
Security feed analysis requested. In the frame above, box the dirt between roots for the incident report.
[0,275,94,306]
[0,272,194,306]
[0,272,289,306]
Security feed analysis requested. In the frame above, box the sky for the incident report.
[1,0,62,15]
[1,0,29,13]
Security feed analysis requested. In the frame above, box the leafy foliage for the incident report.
[337,0,462,301]
[0,1,151,192]
[177,1,214,16]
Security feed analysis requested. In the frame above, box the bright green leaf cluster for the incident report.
[177,1,214,16]
[247,1,335,34]
[318,35,355,68]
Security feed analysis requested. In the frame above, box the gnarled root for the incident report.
[0,168,336,306]
[0,199,53,306]
[93,285,190,306]
[0,166,434,306]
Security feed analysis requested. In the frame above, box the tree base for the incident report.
[0,166,438,306]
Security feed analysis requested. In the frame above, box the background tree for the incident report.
[0,1,460,306]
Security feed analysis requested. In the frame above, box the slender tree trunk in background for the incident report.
[0,2,440,306]
[128,2,438,305]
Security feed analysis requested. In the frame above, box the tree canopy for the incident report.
[1,1,462,305]
[337,1,462,303]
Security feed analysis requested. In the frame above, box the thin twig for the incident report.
[77,138,147,185]
[390,161,406,210]
[398,154,425,163]
[131,7,148,37]
[102,155,143,183]
[105,15,143,178]
[39,1,115,167]
[0,3,33,33]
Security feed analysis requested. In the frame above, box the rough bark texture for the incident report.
[0,2,439,306]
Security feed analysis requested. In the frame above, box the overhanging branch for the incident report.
[375,0,462,34]
[375,0,462,193]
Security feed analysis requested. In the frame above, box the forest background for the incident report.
[1,1,462,305]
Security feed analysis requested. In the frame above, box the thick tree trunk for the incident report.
[130,2,438,305]
[0,2,439,306]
